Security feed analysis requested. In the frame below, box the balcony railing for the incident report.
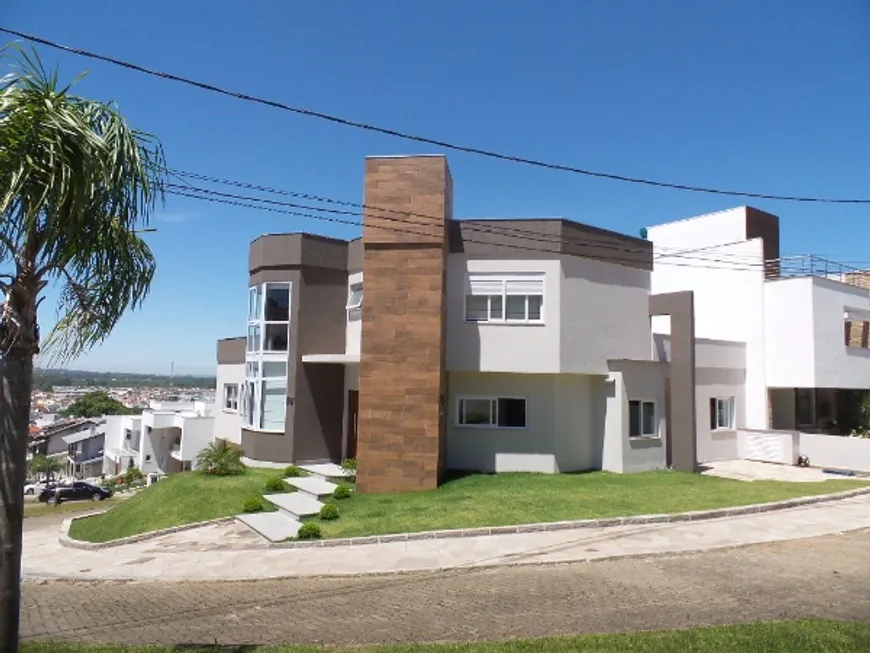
[765,255,870,289]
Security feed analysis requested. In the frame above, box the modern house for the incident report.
[103,400,215,476]
[62,420,106,479]
[28,418,95,476]
[214,154,734,492]
[649,207,870,463]
[213,155,870,493]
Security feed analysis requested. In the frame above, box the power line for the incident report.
[165,187,770,272]
[167,170,780,268]
[4,25,870,205]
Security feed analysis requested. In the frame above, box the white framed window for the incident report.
[465,274,545,324]
[710,397,735,431]
[244,282,291,431]
[346,282,363,321]
[222,383,239,412]
[457,396,527,428]
[629,400,657,438]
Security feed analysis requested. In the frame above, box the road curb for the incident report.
[58,515,237,550]
[58,485,870,550]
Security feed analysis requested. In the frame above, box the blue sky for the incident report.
[4,1,870,375]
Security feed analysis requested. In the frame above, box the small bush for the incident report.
[332,484,352,500]
[242,497,264,513]
[283,465,305,478]
[340,458,357,472]
[297,522,322,540]
[124,468,144,484]
[319,503,340,520]
[264,476,286,493]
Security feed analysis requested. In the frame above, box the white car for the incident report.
[23,481,46,495]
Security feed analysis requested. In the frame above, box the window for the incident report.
[709,397,735,430]
[346,283,363,310]
[465,274,545,324]
[244,282,291,431]
[247,283,290,353]
[629,400,657,438]
[457,397,527,428]
[222,383,239,412]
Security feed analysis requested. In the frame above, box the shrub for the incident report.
[332,484,352,500]
[264,476,286,493]
[197,440,247,476]
[297,522,322,540]
[124,468,144,484]
[283,465,305,478]
[319,503,340,520]
[340,457,357,472]
[242,497,264,513]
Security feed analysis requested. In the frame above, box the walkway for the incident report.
[23,494,870,581]
[21,529,870,646]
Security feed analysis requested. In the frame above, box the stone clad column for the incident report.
[356,156,453,493]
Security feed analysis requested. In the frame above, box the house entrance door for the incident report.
[346,390,359,459]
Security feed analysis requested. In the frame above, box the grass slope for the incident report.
[320,470,867,538]
[21,619,870,652]
[68,468,277,542]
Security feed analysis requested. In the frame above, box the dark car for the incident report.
[38,481,113,505]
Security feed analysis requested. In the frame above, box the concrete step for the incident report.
[263,492,323,519]
[299,463,354,483]
[285,476,338,500]
[236,511,301,542]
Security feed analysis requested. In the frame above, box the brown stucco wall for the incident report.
[649,291,697,472]
[243,234,350,464]
[450,219,653,270]
[216,337,245,365]
[356,156,452,493]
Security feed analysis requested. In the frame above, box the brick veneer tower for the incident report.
[355,156,453,493]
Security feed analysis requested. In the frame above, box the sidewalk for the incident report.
[23,494,870,582]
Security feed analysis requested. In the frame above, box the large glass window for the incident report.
[244,282,291,431]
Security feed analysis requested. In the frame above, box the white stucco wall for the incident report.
[603,360,668,473]
[345,271,363,356]
[446,258,562,373]
[649,230,767,430]
[180,417,215,467]
[646,207,753,251]
[654,334,746,463]
[765,276,870,389]
[560,257,653,373]
[446,256,653,374]
[811,278,870,388]
[214,362,244,445]
[446,372,558,473]
[798,433,870,472]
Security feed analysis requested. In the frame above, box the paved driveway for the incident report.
[21,529,870,647]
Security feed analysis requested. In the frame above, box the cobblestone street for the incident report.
[22,529,870,647]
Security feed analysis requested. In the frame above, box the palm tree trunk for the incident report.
[0,349,34,652]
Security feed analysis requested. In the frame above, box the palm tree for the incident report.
[0,46,165,649]
[196,440,247,476]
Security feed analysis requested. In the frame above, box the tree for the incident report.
[26,453,60,481]
[0,47,165,649]
[61,390,133,418]
[196,440,247,476]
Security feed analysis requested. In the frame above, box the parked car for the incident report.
[38,481,113,505]
[23,480,59,495]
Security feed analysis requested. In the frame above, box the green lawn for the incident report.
[66,466,867,543]
[24,496,122,519]
[319,470,867,539]
[21,620,870,652]
[67,468,278,542]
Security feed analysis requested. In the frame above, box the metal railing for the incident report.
[764,255,870,289]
